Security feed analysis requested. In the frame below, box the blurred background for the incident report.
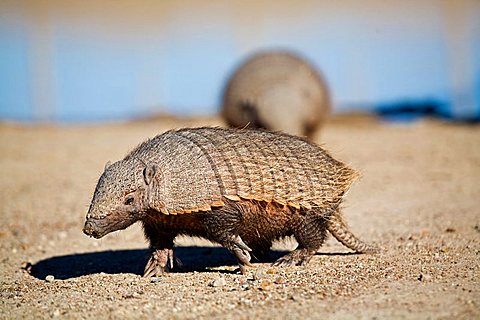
[0,0,479,123]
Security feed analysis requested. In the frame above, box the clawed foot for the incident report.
[273,248,315,267]
[228,235,253,274]
[143,248,180,277]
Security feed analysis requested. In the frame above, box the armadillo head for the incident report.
[83,158,157,239]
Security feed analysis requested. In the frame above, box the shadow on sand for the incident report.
[30,247,357,280]
[30,247,231,280]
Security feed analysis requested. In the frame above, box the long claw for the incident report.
[272,257,291,267]
[144,267,156,278]
[169,254,174,270]
[272,248,314,267]
[143,256,159,277]
[238,263,249,275]
[227,235,253,274]
[232,247,253,266]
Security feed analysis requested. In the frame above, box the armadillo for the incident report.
[221,50,331,138]
[83,127,376,276]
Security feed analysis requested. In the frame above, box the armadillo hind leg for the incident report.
[273,212,328,267]
[327,210,379,253]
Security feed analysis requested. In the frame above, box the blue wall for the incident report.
[0,0,479,122]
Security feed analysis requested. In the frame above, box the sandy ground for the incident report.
[0,114,478,319]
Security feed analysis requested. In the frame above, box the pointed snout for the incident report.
[83,219,102,238]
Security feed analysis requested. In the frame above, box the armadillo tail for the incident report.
[327,210,379,254]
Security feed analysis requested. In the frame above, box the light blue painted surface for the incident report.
[55,39,141,121]
[0,1,478,122]
[0,16,32,120]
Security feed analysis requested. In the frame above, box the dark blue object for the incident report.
[374,100,479,123]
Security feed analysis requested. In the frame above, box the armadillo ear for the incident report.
[104,161,112,171]
[143,165,157,185]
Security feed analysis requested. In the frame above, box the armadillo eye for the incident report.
[124,195,134,205]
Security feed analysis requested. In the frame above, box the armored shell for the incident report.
[222,50,331,137]
[127,127,358,215]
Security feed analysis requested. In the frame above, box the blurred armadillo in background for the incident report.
[83,127,377,277]
[221,50,331,138]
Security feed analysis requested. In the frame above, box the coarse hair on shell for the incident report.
[124,127,359,215]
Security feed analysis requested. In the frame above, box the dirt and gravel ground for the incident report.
[0,114,478,319]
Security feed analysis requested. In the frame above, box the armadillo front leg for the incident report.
[144,247,175,277]
[142,227,178,277]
